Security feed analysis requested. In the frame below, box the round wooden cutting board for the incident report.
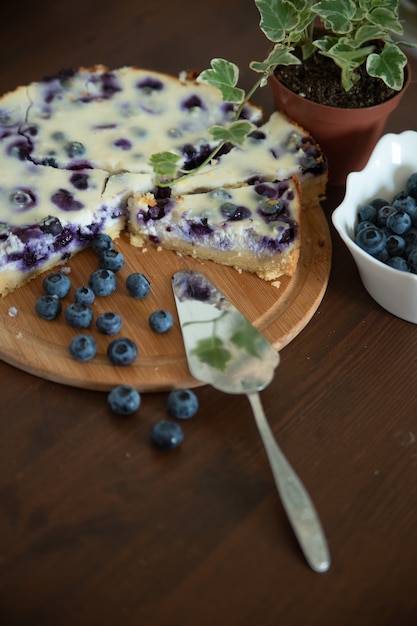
[0,206,331,392]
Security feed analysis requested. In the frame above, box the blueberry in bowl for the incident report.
[332,131,417,323]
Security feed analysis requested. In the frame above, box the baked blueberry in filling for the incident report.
[113,138,132,150]
[70,172,89,190]
[98,71,122,98]
[220,202,251,221]
[51,189,84,212]
[7,138,32,161]
[10,189,37,211]
[189,218,213,237]
[65,141,85,158]
[40,215,63,235]
[182,95,204,111]
[136,77,164,94]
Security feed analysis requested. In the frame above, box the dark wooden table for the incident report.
[1,2,417,625]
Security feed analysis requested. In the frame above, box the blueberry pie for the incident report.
[0,65,327,295]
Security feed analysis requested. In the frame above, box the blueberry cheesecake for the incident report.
[128,177,302,280]
[0,65,327,295]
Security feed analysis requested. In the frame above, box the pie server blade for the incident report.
[172,270,330,573]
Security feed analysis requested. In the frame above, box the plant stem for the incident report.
[155,71,269,188]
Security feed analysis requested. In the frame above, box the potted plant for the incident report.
[255,0,412,184]
[151,0,412,187]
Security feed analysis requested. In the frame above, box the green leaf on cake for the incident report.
[149,151,181,179]
[198,58,245,104]
[208,120,256,146]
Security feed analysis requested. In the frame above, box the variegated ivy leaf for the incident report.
[250,44,301,74]
[255,0,301,43]
[198,58,244,104]
[313,0,356,34]
[208,120,256,146]
[368,7,403,35]
[366,44,408,91]
[149,151,181,179]
[353,24,390,47]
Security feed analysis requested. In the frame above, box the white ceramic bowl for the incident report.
[332,130,417,323]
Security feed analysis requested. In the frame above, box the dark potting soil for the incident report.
[274,53,397,108]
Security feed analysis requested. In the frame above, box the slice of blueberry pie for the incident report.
[0,65,327,295]
[128,178,301,281]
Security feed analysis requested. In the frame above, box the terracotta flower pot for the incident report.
[269,66,411,186]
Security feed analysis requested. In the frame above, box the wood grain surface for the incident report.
[0,206,331,391]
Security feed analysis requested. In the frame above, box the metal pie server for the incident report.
[172,270,330,573]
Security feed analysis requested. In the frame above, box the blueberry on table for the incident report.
[35,295,62,320]
[65,303,94,328]
[96,311,122,335]
[148,309,173,333]
[167,389,199,419]
[107,337,138,365]
[74,285,95,305]
[125,272,150,298]
[108,385,141,415]
[42,272,71,298]
[69,334,97,362]
[150,420,184,450]
[88,269,117,296]
[98,248,125,272]
[92,233,113,255]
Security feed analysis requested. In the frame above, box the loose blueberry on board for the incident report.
[167,389,199,419]
[92,233,113,255]
[148,309,173,333]
[35,295,62,320]
[126,272,151,298]
[42,272,71,298]
[107,385,141,415]
[96,311,122,335]
[69,334,97,362]
[65,303,94,328]
[74,285,95,305]
[88,269,117,296]
[98,248,125,272]
[107,337,138,366]
[150,420,184,450]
